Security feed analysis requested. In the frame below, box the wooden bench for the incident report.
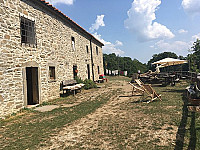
[61,80,84,96]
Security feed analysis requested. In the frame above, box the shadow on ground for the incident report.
[162,89,185,94]
[174,91,198,150]
[60,90,81,97]
[119,95,143,98]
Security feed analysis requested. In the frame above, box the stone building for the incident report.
[0,0,104,117]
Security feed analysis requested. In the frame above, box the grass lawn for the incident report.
[0,88,120,150]
[136,80,200,150]
[0,76,200,149]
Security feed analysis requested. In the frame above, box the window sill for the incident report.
[48,79,57,83]
[21,43,37,48]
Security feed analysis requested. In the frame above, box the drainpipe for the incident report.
[90,37,95,81]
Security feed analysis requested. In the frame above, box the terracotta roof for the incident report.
[37,0,104,46]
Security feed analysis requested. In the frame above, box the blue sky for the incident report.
[47,0,200,63]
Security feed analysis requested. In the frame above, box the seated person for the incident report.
[190,73,200,99]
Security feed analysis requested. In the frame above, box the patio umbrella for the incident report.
[155,64,166,73]
[152,58,187,67]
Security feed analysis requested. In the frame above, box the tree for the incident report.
[147,52,178,71]
[103,53,147,76]
[192,39,200,52]
[188,39,200,72]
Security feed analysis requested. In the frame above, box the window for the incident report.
[71,36,75,50]
[97,66,100,74]
[96,46,98,55]
[20,16,36,45]
[86,45,89,53]
[49,66,55,80]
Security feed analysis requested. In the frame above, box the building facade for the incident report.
[0,0,104,117]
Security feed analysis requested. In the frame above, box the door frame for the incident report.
[22,61,41,106]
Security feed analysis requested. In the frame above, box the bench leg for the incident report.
[73,90,75,96]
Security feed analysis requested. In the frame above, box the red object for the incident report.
[99,74,106,80]
[99,74,108,82]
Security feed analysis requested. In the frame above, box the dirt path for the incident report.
[39,80,177,150]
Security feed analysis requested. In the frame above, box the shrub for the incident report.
[75,76,84,83]
[75,77,97,90]
[83,79,97,90]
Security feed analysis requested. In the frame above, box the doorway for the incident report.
[87,64,90,79]
[92,64,95,81]
[26,67,39,105]
[73,65,78,79]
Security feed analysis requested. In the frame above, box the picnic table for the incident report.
[162,75,176,86]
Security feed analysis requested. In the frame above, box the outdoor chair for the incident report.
[129,82,144,96]
[135,79,162,102]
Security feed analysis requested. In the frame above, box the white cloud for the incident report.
[115,40,123,46]
[182,0,200,16]
[154,40,190,55]
[93,33,125,55]
[92,33,108,45]
[178,29,188,34]
[124,0,174,42]
[152,32,200,56]
[103,42,125,56]
[89,15,105,33]
[150,45,154,48]
[192,33,200,40]
[48,0,75,5]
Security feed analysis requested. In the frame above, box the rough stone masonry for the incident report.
[0,0,104,117]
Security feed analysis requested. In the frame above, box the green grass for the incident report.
[107,76,131,82]
[135,80,200,150]
[1,77,200,150]
[0,90,119,150]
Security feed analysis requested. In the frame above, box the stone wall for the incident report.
[0,0,104,117]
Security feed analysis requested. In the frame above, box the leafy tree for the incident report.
[147,52,178,71]
[132,59,147,73]
[188,39,200,72]
[103,53,147,76]
[192,39,200,52]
